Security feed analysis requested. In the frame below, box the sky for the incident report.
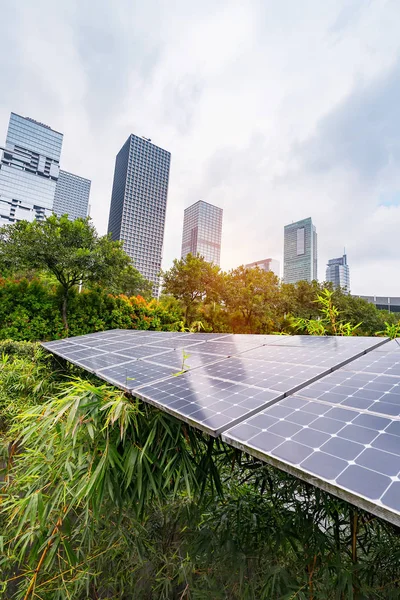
[0,0,399,295]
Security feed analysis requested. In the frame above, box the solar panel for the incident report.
[193,357,328,394]
[373,339,400,352]
[222,393,400,526]
[146,349,228,370]
[239,344,374,369]
[263,335,387,351]
[293,369,400,418]
[99,360,180,390]
[43,331,390,409]
[43,330,400,521]
[135,372,283,436]
[341,351,400,377]
[145,337,208,349]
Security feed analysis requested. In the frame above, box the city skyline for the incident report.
[107,134,171,296]
[181,200,223,266]
[0,111,388,297]
[1,0,399,293]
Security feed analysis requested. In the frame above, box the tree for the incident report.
[103,264,153,299]
[223,266,280,333]
[161,254,222,325]
[0,215,131,331]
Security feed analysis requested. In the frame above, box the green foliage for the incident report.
[0,278,181,341]
[162,254,222,325]
[102,263,153,299]
[161,260,398,336]
[0,373,226,599]
[0,344,59,435]
[222,266,280,333]
[378,321,400,340]
[0,215,133,330]
[1,346,400,599]
[292,289,362,336]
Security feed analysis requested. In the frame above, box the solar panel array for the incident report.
[42,330,400,526]
[223,338,400,525]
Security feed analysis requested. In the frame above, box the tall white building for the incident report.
[245,258,280,277]
[326,254,350,292]
[283,217,317,283]
[181,200,223,265]
[107,134,171,296]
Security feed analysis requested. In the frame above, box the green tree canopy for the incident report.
[223,266,280,333]
[0,215,132,330]
[102,264,153,299]
[162,253,222,325]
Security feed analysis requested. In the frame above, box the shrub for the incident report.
[0,278,181,341]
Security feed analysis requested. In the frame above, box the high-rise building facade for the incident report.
[0,112,91,224]
[53,170,91,220]
[356,295,400,313]
[181,200,223,265]
[244,258,280,277]
[0,113,63,224]
[326,253,350,292]
[107,134,171,296]
[283,217,317,283]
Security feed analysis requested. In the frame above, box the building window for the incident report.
[297,227,305,255]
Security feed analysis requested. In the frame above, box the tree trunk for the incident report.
[62,290,69,333]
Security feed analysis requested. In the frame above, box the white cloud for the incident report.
[1,0,400,294]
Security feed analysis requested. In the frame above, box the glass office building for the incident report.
[181,200,223,265]
[356,295,400,313]
[0,113,63,224]
[53,170,91,220]
[326,253,350,292]
[283,217,317,283]
[245,258,280,277]
[107,134,171,296]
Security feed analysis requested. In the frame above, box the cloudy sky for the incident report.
[1,0,399,294]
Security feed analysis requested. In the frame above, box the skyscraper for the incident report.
[181,200,223,265]
[326,253,350,292]
[0,112,91,224]
[0,113,63,224]
[107,134,171,296]
[53,170,91,220]
[244,258,280,277]
[283,217,317,283]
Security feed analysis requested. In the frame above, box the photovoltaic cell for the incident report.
[239,344,372,369]
[373,339,400,352]
[73,353,135,371]
[113,346,174,360]
[99,360,178,390]
[136,372,283,435]
[194,357,327,394]
[222,394,400,525]
[342,351,400,377]
[293,369,400,418]
[147,349,228,370]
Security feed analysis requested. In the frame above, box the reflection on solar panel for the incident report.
[42,329,400,524]
[136,373,282,435]
[223,343,400,526]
